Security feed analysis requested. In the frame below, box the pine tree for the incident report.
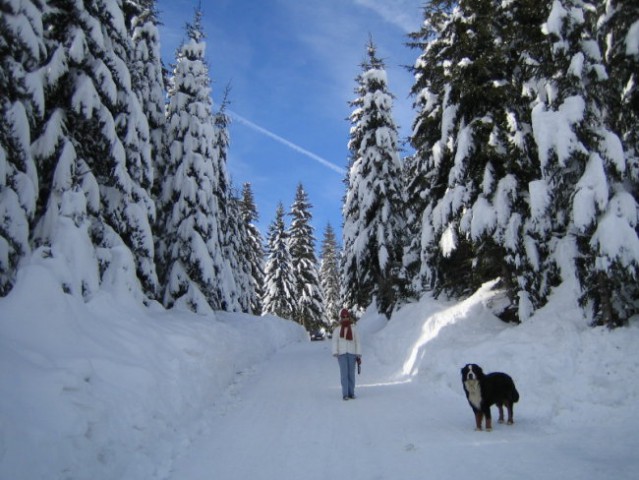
[32,0,151,299]
[107,0,158,298]
[157,8,226,312]
[533,0,639,326]
[405,1,457,300]
[342,38,405,318]
[407,0,553,320]
[212,91,242,311]
[597,1,639,324]
[225,189,252,312]
[412,0,508,298]
[125,0,166,300]
[0,0,45,294]
[126,0,166,209]
[288,183,323,330]
[319,223,341,327]
[500,0,557,320]
[399,152,423,299]
[240,182,265,315]
[262,202,296,320]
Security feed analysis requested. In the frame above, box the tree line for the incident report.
[0,0,341,330]
[0,1,261,314]
[260,185,342,331]
[342,0,638,327]
[2,0,638,329]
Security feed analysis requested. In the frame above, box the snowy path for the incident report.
[164,340,637,480]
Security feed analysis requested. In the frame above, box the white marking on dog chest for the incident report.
[464,379,482,410]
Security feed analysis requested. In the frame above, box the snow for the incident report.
[439,223,457,258]
[573,153,608,230]
[531,95,586,169]
[591,192,639,269]
[450,123,472,182]
[0,262,306,479]
[568,51,584,79]
[600,128,625,173]
[626,20,639,56]
[2,263,639,479]
[542,0,568,38]
[529,179,550,223]
[470,196,495,240]
[495,174,517,228]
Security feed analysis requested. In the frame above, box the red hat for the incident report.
[340,308,350,319]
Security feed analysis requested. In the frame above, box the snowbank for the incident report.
[164,280,639,480]
[366,279,639,430]
[0,264,307,479]
[2,265,639,479]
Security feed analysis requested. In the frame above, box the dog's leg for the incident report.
[484,408,492,431]
[474,411,483,431]
[497,403,505,424]
[506,401,514,425]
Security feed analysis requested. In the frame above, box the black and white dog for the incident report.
[461,363,519,431]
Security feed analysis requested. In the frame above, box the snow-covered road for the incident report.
[164,339,636,480]
[4,272,638,480]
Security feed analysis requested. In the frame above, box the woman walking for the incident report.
[332,308,361,400]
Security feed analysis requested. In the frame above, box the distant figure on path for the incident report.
[332,308,361,400]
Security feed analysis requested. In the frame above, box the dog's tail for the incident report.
[512,386,520,403]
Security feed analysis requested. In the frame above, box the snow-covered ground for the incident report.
[1,265,638,479]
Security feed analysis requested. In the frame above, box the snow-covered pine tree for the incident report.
[262,202,295,320]
[288,183,323,330]
[533,0,639,326]
[409,0,500,298]
[103,0,158,298]
[225,189,252,312]
[500,0,557,321]
[126,0,167,210]
[32,0,152,300]
[403,2,452,299]
[598,2,639,324]
[319,223,341,327]
[399,152,423,301]
[240,182,265,315]
[214,94,244,312]
[408,0,553,321]
[157,8,226,313]
[0,0,44,295]
[342,38,405,318]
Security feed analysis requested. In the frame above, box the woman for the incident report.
[332,308,361,400]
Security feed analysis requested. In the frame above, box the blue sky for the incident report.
[156,0,425,245]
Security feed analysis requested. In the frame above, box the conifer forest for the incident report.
[1,0,638,329]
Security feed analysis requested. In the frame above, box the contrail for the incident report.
[228,110,346,175]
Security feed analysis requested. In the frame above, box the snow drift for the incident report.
[0,263,307,479]
[1,268,638,479]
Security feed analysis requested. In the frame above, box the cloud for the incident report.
[228,110,346,175]
[354,0,424,33]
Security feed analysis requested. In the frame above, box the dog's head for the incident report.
[461,363,485,383]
